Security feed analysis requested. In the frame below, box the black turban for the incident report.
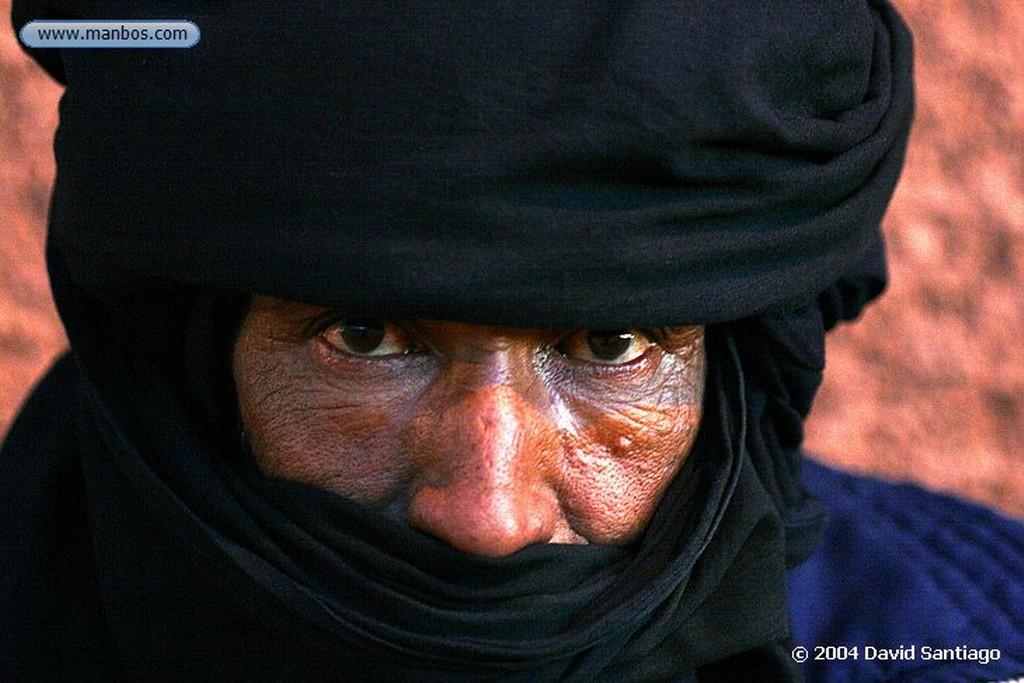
[3,1,913,680]
[17,0,910,328]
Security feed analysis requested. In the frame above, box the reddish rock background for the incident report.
[2,1,1021,518]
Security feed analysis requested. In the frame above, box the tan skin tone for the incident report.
[233,295,706,558]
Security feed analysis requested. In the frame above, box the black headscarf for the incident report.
[3,1,912,680]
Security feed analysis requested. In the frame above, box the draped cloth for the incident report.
[4,1,913,680]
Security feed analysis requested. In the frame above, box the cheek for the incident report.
[232,342,413,505]
[559,402,703,544]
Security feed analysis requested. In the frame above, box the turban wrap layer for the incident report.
[20,0,910,328]
[3,1,912,680]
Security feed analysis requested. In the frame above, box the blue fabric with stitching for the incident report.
[788,460,1024,682]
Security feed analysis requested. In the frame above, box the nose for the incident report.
[406,385,562,557]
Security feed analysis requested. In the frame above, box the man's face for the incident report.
[232,296,706,557]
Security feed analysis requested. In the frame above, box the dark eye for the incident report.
[557,329,654,365]
[320,318,414,358]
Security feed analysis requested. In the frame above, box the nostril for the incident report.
[406,484,556,558]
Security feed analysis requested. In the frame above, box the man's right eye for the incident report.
[320,318,415,358]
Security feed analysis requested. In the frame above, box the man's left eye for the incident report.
[557,329,654,365]
[320,318,414,358]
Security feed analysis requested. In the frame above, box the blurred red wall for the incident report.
[1,1,1021,517]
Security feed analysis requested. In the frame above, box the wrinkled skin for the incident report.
[233,295,706,557]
